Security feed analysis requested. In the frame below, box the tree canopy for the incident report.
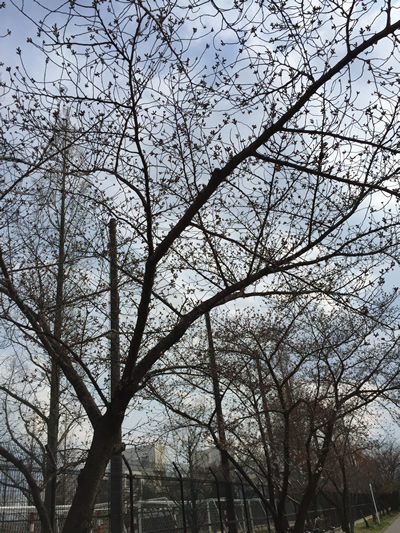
[1,1,400,532]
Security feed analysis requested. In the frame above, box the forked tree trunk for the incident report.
[62,408,124,533]
[292,422,335,533]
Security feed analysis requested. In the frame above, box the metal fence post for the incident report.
[257,477,271,533]
[210,468,225,533]
[173,462,187,533]
[235,471,252,533]
[122,455,135,533]
[207,499,213,533]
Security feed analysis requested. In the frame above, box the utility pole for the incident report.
[109,218,124,533]
[205,312,237,533]
[44,115,68,530]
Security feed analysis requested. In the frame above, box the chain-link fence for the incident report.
[0,462,391,533]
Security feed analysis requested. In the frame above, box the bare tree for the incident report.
[1,1,400,532]
[165,425,213,533]
[0,114,107,531]
[366,439,400,513]
[148,298,400,533]
[318,413,372,533]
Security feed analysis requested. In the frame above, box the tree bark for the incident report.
[292,421,335,533]
[62,407,124,533]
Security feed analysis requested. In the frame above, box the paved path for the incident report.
[382,515,400,533]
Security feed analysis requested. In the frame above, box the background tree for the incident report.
[149,297,400,533]
[367,439,400,513]
[0,113,108,531]
[165,424,214,533]
[320,414,373,533]
[1,1,400,532]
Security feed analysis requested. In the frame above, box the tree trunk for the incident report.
[292,422,335,533]
[62,408,123,533]
[274,516,289,533]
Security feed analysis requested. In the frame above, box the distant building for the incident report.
[193,446,221,469]
[123,444,166,476]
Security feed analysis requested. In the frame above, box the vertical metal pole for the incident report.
[138,502,142,533]
[369,484,380,524]
[320,494,329,531]
[258,478,271,533]
[248,498,254,533]
[109,218,124,533]
[173,462,187,533]
[122,455,135,533]
[207,499,213,533]
[235,471,251,533]
[205,312,237,533]
[45,116,68,531]
[210,468,225,533]
[45,444,57,532]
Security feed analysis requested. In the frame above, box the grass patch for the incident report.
[353,513,400,533]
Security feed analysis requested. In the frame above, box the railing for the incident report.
[0,463,390,533]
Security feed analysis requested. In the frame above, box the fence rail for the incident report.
[0,463,390,533]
